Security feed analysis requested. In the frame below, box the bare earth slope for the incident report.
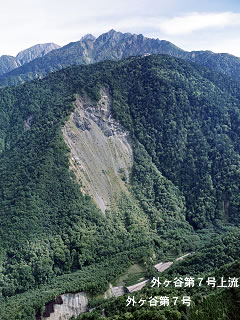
[63,88,133,213]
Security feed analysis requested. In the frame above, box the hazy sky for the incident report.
[1,0,240,56]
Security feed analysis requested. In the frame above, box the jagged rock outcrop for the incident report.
[80,34,96,42]
[41,292,88,320]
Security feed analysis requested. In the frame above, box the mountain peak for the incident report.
[16,43,60,65]
[80,34,96,42]
[96,29,121,42]
[107,29,117,34]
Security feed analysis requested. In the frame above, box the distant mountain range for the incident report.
[1,30,240,87]
[0,43,60,76]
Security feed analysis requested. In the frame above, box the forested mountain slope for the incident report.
[0,54,239,319]
[1,30,240,87]
[81,253,240,320]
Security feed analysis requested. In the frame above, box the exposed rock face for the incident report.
[16,43,60,65]
[24,115,33,131]
[5,29,240,86]
[63,88,133,213]
[0,43,60,76]
[42,296,63,318]
[0,55,19,76]
[80,34,96,42]
[41,292,88,320]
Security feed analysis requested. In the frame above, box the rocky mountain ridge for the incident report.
[2,29,240,86]
[16,43,61,65]
[0,42,60,76]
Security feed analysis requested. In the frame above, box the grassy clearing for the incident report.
[112,263,147,287]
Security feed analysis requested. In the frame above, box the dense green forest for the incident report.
[0,54,239,318]
[76,257,240,320]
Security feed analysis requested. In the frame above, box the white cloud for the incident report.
[159,12,240,35]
